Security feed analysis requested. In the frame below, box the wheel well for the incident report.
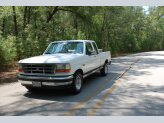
[105,59,108,64]
[75,69,83,75]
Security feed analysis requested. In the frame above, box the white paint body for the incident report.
[19,40,111,76]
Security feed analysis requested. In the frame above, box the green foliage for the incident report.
[0,36,17,65]
[0,6,163,66]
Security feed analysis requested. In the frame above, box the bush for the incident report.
[0,36,17,66]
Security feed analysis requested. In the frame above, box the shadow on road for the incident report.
[0,72,120,116]
[1,51,164,115]
[96,83,164,116]
[23,72,119,102]
[92,52,164,115]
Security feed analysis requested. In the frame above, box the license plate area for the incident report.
[32,82,41,87]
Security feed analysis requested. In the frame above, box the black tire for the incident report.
[100,62,108,76]
[71,71,83,94]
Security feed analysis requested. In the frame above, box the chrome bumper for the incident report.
[18,80,72,86]
[17,74,73,87]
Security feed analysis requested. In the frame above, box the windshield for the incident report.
[44,42,84,54]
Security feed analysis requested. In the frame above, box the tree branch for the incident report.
[46,6,59,23]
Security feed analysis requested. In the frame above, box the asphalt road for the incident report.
[0,51,164,116]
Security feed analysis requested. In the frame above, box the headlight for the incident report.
[55,63,71,73]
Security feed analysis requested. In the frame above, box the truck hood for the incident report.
[18,54,83,64]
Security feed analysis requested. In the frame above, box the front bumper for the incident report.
[17,74,73,87]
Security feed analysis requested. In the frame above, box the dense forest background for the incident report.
[0,6,163,67]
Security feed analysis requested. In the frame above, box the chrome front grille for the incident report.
[22,64,54,74]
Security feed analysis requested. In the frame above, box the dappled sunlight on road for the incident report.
[87,51,164,116]
[0,51,164,115]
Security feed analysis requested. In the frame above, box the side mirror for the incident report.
[98,49,102,53]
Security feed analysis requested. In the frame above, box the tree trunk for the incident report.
[23,6,28,29]
[1,18,5,35]
[73,14,78,39]
[34,8,37,28]
[27,7,31,24]
[101,12,106,50]
[46,6,59,23]
[12,6,18,37]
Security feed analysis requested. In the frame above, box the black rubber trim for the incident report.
[84,66,103,75]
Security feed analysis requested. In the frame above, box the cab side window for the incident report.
[86,42,94,55]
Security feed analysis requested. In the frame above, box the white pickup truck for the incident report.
[17,40,111,94]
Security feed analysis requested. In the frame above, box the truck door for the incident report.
[84,42,97,73]
[91,42,100,69]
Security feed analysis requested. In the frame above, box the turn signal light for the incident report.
[55,69,71,73]
[18,68,23,73]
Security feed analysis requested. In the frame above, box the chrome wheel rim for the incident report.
[75,75,82,90]
[105,64,108,74]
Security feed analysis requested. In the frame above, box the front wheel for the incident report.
[71,72,83,94]
[100,62,109,76]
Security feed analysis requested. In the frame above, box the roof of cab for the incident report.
[52,40,95,43]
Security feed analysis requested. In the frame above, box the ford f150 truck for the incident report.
[17,40,111,94]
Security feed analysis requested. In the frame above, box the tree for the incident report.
[0,6,163,66]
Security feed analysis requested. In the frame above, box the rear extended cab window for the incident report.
[92,42,99,54]
[86,42,94,55]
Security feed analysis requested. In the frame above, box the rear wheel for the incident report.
[100,62,108,76]
[71,71,83,94]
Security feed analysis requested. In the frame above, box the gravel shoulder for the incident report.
[0,70,17,84]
